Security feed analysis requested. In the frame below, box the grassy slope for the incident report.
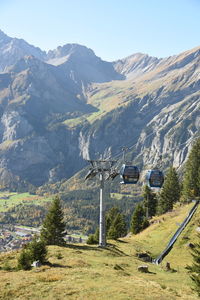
[0,192,53,212]
[0,203,199,300]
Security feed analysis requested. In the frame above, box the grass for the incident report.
[110,193,134,200]
[0,202,199,299]
[110,190,141,200]
[0,192,53,212]
[63,116,88,128]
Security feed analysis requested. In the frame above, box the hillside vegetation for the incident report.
[0,203,199,300]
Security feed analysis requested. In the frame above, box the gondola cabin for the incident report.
[120,164,140,184]
[147,169,164,188]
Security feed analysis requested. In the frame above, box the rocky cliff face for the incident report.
[80,46,200,173]
[0,29,199,189]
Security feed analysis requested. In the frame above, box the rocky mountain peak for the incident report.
[0,29,11,47]
[46,43,124,88]
[0,29,10,39]
[0,30,46,72]
[113,52,162,79]
[47,43,95,64]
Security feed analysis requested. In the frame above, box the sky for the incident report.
[0,0,200,61]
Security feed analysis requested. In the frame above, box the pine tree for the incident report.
[40,196,66,246]
[18,250,32,270]
[182,138,200,200]
[87,207,127,243]
[106,207,120,233]
[157,166,180,214]
[130,203,149,234]
[87,228,99,245]
[106,207,127,240]
[27,236,47,264]
[143,185,157,218]
[107,213,127,240]
[186,234,200,297]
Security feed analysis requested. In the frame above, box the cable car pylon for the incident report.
[85,158,118,248]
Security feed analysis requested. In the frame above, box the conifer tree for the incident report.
[87,228,99,245]
[87,207,127,243]
[18,236,48,269]
[182,138,200,200]
[27,236,47,264]
[143,185,157,218]
[40,196,66,246]
[106,207,120,233]
[186,234,200,297]
[107,212,127,240]
[18,250,32,270]
[106,207,127,240]
[130,203,149,234]
[157,166,180,214]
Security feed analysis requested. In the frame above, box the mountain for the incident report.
[47,44,124,85]
[0,29,199,189]
[85,46,200,170]
[113,53,162,79]
[0,55,95,187]
[0,30,46,71]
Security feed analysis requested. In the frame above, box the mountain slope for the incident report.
[84,46,200,169]
[0,55,95,187]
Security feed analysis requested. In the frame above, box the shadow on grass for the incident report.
[147,271,157,274]
[63,242,128,257]
[104,243,129,257]
[64,244,101,251]
[45,262,72,268]
[117,240,128,244]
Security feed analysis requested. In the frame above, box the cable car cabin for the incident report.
[147,170,164,188]
[120,164,140,184]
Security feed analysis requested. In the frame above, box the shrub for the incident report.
[18,250,32,270]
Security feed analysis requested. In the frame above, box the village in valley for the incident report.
[0,224,86,253]
[0,225,38,252]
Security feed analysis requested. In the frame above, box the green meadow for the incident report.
[0,192,53,212]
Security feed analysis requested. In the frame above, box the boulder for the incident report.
[136,252,152,262]
[138,265,149,273]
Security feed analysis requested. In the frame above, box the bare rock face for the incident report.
[1,111,33,141]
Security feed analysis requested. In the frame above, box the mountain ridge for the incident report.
[0,29,199,189]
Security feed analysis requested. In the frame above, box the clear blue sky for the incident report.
[0,0,200,61]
